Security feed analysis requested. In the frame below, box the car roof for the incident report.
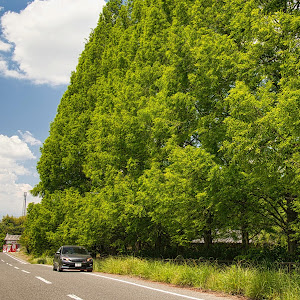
[62,245,85,248]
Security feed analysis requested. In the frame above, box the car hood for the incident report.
[62,254,92,260]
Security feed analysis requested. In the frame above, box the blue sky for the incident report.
[0,0,106,218]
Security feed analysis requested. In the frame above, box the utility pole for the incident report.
[22,192,27,216]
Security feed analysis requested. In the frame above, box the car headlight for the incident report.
[62,257,71,262]
[87,258,93,262]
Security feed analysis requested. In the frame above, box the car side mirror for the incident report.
[56,251,60,254]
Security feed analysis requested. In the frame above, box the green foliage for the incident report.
[25,0,300,260]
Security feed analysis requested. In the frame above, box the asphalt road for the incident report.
[0,252,236,300]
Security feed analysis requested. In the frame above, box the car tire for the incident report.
[57,264,62,272]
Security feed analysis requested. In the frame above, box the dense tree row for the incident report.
[24,0,299,257]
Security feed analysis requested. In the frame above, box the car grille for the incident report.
[70,258,84,262]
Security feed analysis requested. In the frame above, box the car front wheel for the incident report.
[56,263,62,272]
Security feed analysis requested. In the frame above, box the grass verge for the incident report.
[94,256,300,300]
[9,250,53,265]
[28,255,53,265]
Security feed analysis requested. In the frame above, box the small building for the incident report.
[3,234,21,252]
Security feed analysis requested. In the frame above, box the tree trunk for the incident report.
[241,227,249,249]
[286,194,298,255]
[203,229,212,249]
[203,211,213,249]
[134,240,141,254]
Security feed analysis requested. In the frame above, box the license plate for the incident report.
[75,263,82,267]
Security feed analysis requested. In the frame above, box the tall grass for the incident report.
[94,256,300,300]
[29,255,53,265]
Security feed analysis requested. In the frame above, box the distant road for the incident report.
[0,252,236,300]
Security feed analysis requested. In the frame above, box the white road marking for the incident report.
[67,295,84,300]
[1,259,4,262]
[14,266,20,270]
[85,273,205,300]
[22,270,30,274]
[5,253,29,264]
[35,276,52,284]
[8,263,12,266]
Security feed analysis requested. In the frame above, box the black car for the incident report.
[53,245,93,272]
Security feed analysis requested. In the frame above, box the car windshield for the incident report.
[62,247,88,255]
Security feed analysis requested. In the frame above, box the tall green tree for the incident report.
[222,81,299,253]
[26,0,299,256]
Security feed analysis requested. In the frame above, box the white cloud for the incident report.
[0,134,35,161]
[0,175,33,218]
[18,130,42,146]
[0,0,105,86]
[0,134,39,218]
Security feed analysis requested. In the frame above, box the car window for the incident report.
[62,247,88,255]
